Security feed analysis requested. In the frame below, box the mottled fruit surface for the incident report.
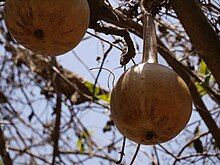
[110,63,192,145]
[4,0,90,56]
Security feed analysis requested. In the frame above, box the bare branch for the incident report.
[116,137,126,164]
[0,127,12,165]
[170,0,220,84]
[51,94,62,165]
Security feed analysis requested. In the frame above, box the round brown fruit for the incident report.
[110,63,192,145]
[4,0,90,56]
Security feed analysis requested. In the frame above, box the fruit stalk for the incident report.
[142,12,158,64]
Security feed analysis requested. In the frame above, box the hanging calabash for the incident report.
[4,0,90,56]
[110,13,192,145]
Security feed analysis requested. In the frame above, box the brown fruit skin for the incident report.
[4,0,90,56]
[110,63,192,145]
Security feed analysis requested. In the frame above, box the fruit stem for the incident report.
[142,12,158,64]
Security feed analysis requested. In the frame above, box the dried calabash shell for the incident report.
[4,0,90,56]
[110,63,192,145]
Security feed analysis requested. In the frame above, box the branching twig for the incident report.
[116,136,126,164]
[173,132,209,164]
[91,23,136,65]
[170,0,220,84]
[157,43,220,148]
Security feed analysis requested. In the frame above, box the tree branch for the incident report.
[170,0,220,84]
[116,137,126,164]
[0,127,12,165]
[89,3,220,147]
[157,42,220,148]
[174,132,209,164]
[13,49,109,105]
[51,94,62,165]
[0,90,8,103]
[91,24,135,65]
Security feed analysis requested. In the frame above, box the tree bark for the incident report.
[170,0,220,84]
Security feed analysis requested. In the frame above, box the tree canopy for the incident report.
[0,0,220,164]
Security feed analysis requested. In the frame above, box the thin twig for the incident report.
[116,136,126,164]
[92,45,112,101]
[158,144,178,160]
[91,24,136,65]
[87,31,123,51]
[129,144,141,165]
[51,94,62,165]
[153,145,160,165]
[157,43,220,148]
[173,132,209,164]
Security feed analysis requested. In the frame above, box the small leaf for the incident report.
[83,81,100,96]
[199,60,209,75]
[188,142,194,148]
[103,120,114,133]
[195,82,207,96]
[194,125,200,136]
[97,93,110,103]
[204,73,211,86]
[83,81,110,103]
[77,139,85,153]
[28,112,34,122]
[193,138,203,153]
[82,131,89,139]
